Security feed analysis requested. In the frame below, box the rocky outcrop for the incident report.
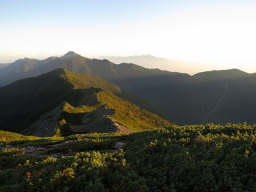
[29,103,65,137]
[30,103,132,136]
[70,105,131,134]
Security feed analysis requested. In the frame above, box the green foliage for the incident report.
[60,68,121,94]
[59,89,171,135]
[0,130,62,144]
[0,68,171,136]
[2,123,256,191]
[96,90,171,131]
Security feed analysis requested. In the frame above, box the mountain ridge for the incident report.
[1,52,256,124]
[0,68,171,136]
[1,52,253,86]
[99,55,209,74]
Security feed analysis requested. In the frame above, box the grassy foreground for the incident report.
[1,123,256,191]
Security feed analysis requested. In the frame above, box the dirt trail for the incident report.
[1,139,126,157]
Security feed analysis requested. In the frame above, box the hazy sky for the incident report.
[1,0,256,72]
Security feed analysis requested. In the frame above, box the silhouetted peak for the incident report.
[63,51,81,58]
[193,68,248,81]
[11,58,38,67]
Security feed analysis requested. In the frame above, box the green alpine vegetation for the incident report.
[2,53,256,191]
[0,68,171,136]
[0,130,53,143]
[1,123,256,191]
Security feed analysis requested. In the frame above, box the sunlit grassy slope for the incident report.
[52,69,172,134]
[0,68,171,136]
[96,90,171,131]
[0,130,62,143]
[62,89,171,133]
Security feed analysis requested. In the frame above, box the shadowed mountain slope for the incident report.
[0,68,171,136]
[193,69,248,81]
[0,52,180,86]
[1,52,256,124]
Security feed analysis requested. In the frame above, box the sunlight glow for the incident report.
[0,1,256,73]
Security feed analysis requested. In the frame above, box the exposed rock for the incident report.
[30,103,132,136]
[29,103,65,137]
[70,104,130,133]
[115,142,126,150]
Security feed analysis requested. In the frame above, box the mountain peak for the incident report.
[63,51,81,58]
[193,68,248,81]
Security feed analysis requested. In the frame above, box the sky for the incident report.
[0,0,256,73]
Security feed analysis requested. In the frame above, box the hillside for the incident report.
[0,130,43,143]
[0,52,177,86]
[2,52,256,124]
[0,68,171,136]
[193,68,248,81]
[1,123,256,191]
[116,69,256,124]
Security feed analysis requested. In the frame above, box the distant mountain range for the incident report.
[0,52,178,87]
[1,51,256,126]
[99,55,209,74]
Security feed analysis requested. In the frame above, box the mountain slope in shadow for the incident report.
[1,52,256,124]
[0,68,171,136]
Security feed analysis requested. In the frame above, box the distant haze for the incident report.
[0,53,255,75]
[100,55,214,75]
[0,0,256,72]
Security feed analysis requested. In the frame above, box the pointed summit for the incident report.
[63,51,81,58]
